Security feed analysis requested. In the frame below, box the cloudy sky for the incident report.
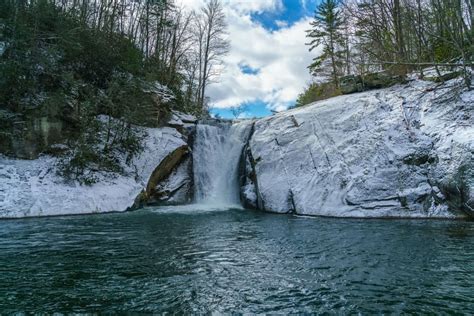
[181,0,319,118]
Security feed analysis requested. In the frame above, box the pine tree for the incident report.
[306,0,347,87]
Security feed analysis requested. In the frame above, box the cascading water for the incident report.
[193,120,252,208]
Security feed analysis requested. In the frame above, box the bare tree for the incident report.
[230,104,248,119]
[194,0,230,111]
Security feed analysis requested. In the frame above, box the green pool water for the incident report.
[1,206,473,313]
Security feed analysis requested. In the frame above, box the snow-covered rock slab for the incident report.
[244,80,473,218]
[170,111,197,124]
[0,127,186,218]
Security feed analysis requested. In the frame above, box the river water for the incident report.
[0,206,473,313]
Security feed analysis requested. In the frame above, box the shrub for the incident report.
[295,82,341,107]
[57,115,146,185]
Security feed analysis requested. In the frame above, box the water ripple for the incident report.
[0,209,473,313]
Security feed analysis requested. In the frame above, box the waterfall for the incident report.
[193,120,252,207]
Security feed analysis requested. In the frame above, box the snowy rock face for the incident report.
[1,80,471,219]
[0,127,187,218]
[242,80,473,218]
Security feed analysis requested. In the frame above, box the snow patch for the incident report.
[0,126,186,218]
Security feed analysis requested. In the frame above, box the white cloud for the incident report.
[179,0,283,13]
[228,0,283,13]
[275,20,289,28]
[181,0,317,111]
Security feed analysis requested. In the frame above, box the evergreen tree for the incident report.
[306,0,347,87]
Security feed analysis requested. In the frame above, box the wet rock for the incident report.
[145,145,189,199]
[149,155,193,205]
[438,160,474,217]
[0,41,7,57]
[240,145,259,209]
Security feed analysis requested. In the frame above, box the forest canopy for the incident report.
[0,0,229,183]
[297,0,473,107]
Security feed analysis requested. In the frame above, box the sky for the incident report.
[181,0,320,118]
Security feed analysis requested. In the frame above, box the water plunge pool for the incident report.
[1,206,473,313]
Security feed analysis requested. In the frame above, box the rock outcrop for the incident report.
[0,126,188,218]
[151,155,194,204]
[1,78,472,219]
[241,79,473,218]
[340,72,406,94]
[145,146,194,205]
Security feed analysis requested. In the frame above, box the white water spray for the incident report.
[193,120,252,208]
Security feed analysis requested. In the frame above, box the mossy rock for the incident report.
[403,151,438,166]
[362,72,406,89]
[340,75,364,94]
[340,72,406,95]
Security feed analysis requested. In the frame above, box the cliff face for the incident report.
[240,79,473,218]
[1,79,472,219]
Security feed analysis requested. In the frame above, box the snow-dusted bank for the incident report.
[0,125,188,218]
[0,78,473,218]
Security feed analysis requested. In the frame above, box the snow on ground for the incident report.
[0,127,186,218]
[243,78,473,218]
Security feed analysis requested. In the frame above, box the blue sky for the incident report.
[251,0,318,31]
[210,101,273,119]
[184,0,320,119]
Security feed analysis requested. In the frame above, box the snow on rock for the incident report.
[244,79,473,218]
[170,111,197,124]
[0,127,186,218]
[168,111,198,135]
[152,156,193,204]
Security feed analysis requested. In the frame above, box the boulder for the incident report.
[150,156,193,205]
[340,72,406,95]
[425,71,462,83]
[145,145,188,192]
[170,111,198,124]
[340,75,365,94]
[362,72,406,89]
